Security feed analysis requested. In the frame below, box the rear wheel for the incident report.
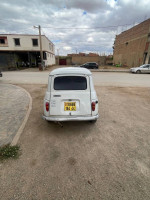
[136,70,141,74]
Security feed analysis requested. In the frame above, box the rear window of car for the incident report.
[54,76,87,90]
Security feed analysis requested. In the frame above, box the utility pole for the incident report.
[39,25,43,70]
[57,48,60,65]
[34,25,43,70]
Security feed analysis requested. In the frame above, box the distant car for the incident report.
[0,71,2,77]
[80,62,99,69]
[130,64,150,74]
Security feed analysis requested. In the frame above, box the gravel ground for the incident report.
[0,85,150,200]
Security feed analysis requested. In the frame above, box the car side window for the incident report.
[143,65,148,68]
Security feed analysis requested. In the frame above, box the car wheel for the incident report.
[136,70,141,74]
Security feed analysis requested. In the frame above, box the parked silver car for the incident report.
[130,64,150,74]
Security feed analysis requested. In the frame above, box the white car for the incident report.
[130,64,150,74]
[43,67,99,122]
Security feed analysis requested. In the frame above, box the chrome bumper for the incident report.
[42,114,99,122]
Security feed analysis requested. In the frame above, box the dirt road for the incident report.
[0,85,150,200]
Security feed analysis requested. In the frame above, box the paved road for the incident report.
[1,71,150,87]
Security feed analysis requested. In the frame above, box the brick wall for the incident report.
[56,56,106,66]
[72,56,106,65]
[113,19,150,67]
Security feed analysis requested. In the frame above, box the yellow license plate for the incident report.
[64,102,76,111]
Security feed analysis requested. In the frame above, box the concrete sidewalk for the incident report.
[91,69,129,73]
[19,66,130,73]
[0,84,32,147]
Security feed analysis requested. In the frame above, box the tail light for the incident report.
[45,102,49,112]
[91,102,96,111]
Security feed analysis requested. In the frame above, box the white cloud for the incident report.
[87,37,94,42]
[63,46,72,50]
[107,0,117,8]
[0,0,150,55]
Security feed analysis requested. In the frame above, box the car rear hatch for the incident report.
[49,75,91,116]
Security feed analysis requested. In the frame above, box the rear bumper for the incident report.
[42,114,99,122]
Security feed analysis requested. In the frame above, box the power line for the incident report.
[42,23,135,29]
[0,18,137,30]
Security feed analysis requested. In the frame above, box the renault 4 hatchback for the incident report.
[43,67,99,122]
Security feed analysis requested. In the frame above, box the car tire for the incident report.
[136,70,141,74]
[89,119,97,123]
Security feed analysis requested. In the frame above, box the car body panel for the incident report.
[50,75,91,116]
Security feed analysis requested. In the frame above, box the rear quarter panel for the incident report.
[90,76,99,116]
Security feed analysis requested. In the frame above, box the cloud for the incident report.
[66,0,109,12]
[63,46,72,50]
[0,0,150,55]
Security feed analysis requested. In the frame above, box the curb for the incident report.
[11,85,32,146]
[91,70,130,73]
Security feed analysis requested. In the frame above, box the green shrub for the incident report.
[0,144,21,160]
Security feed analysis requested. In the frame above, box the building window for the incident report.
[148,34,150,42]
[43,52,47,60]
[49,43,51,50]
[0,39,5,44]
[49,43,54,51]
[32,39,38,46]
[143,53,147,64]
[0,36,8,46]
[14,38,20,46]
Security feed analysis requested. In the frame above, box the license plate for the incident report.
[64,102,76,111]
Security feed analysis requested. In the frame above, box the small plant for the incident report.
[115,64,122,67]
[0,144,21,160]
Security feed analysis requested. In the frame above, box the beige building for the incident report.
[0,34,55,70]
[56,53,106,66]
[113,19,150,67]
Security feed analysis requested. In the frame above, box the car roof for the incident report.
[49,67,92,76]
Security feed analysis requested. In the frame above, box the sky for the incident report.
[0,0,150,56]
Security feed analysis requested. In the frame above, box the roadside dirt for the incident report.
[0,85,150,200]
[20,65,129,72]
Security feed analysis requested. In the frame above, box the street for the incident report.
[0,71,150,199]
[0,71,150,87]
